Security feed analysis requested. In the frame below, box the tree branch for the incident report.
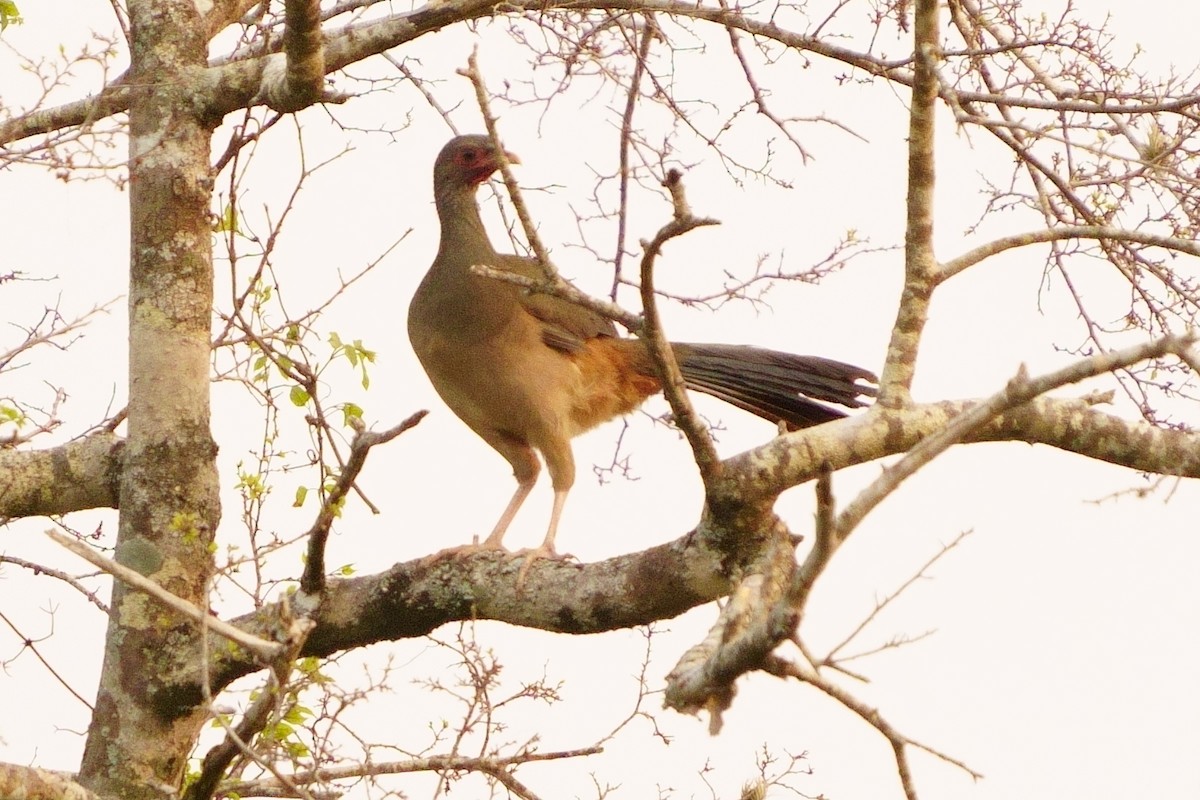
[724,363,1200,507]
[47,528,287,662]
[836,332,1196,541]
[154,532,737,717]
[4,0,1195,149]
[878,0,939,403]
[0,433,123,519]
[939,225,1200,282]
[221,747,602,797]
[662,519,796,730]
[277,0,327,109]
[299,412,427,595]
[639,169,722,482]
[0,764,99,800]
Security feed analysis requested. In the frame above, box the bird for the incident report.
[407,134,876,564]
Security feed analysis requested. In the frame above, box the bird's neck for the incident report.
[434,186,498,267]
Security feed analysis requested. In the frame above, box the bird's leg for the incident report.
[477,477,535,549]
[522,488,568,557]
[515,439,576,586]
[515,488,570,587]
[422,442,539,565]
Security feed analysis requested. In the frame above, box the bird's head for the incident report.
[433,134,520,191]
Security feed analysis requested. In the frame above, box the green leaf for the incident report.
[0,1,23,31]
[285,741,310,758]
[328,331,343,350]
[352,340,376,362]
[268,721,293,741]
[296,656,331,682]
[214,203,238,234]
[288,385,310,407]
[283,705,311,724]
[341,402,363,427]
[293,485,308,507]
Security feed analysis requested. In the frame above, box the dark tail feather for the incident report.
[673,343,877,429]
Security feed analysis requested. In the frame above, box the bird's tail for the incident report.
[671,342,876,429]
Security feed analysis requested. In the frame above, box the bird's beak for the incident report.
[503,150,521,165]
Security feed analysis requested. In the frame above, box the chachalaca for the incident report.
[407,134,876,560]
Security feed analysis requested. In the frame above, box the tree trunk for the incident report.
[77,1,221,796]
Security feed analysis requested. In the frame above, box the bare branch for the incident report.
[222,747,603,797]
[0,764,99,800]
[0,609,95,709]
[939,225,1200,282]
[836,332,1197,541]
[765,653,983,800]
[878,0,940,403]
[0,433,122,519]
[46,528,286,662]
[0,555,110,613]
[639,169,722,481]
[299,411,428,595]
[471,265,643,331]
[821,530,972,667]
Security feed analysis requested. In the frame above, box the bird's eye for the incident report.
[461,149,477,163]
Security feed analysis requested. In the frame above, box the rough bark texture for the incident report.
[140,525,733,717]
[75,1,222,796]
[0,764,98,800]
[0,434,122,517]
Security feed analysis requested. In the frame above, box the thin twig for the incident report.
[823,530,971,665]
[460,50,555,276]
[0,555,110,613]
[0,609,95,709]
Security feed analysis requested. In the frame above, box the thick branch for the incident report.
[836,333,1196,541]
[0,764,98,800]
[140,368,1200,717]
[151,531,735,717]
[0,433,123,519]
[256,0,330,111]
[663,524,796,728]
[4,0,1196,147]
[878,0,939,402]
[724,392,1200,507]
[0,80,134,147]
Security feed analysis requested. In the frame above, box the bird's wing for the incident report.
[497,255,617,353]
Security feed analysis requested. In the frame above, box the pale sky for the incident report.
[3,1,1200,799]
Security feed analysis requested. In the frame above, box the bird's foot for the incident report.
[513,544,575,589]
[420,539,508,567]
